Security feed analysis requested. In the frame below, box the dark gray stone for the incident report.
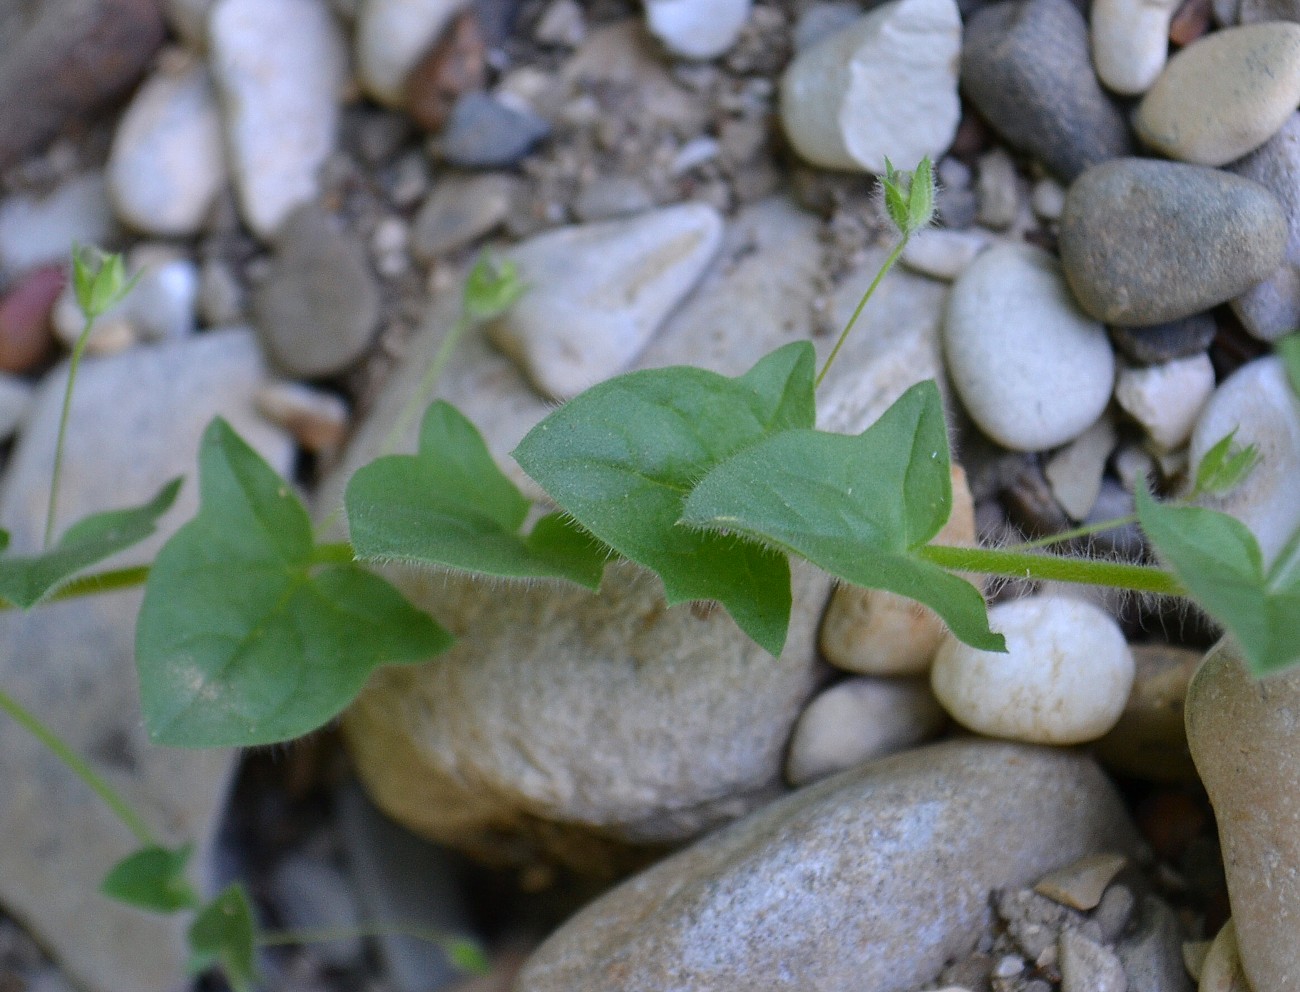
[252,205,380,377]
[437,92,550,168]
[1060,158,1287,326]
[514,740,1138,992]
[1107,312,1217,365]
[960,0,1133,182]
[1115,896,1193,992]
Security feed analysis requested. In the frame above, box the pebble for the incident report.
[1059,158,1287,326]
[411,173,520,259]
[820,466,976,675]
[1091,0,1183,96]
[255,380,350,453]
[533,0,585,47]
[1093,885,1137,942]
[899,229,990,281]
[1135,23,1300,166]
[960,0,1133,182]
[779,0,961,174]
[644,0,752,60]
[0,374,34,441]
[106,55,226,237]
[975,147,1020,230]
[356,0,469,108]
[793,1,862,52]
[0,266,61,372]
[1228,112,1300,341]
[513,740,1138,992]
[930,595,1135,745]
[1108,313,1218,365]
[197,257,245,327]
[1094,644,1203,784]
[944,243,1114,451]
[785,677,947,785]
[268,852,365,969]
[1031,177,1066,221]
[435,92,551,168]
[1059,930,1128,992]
[0,330,291,992]
[1188,356,1300,567]
[209,0,348,240]
[1186,641,1300,992]
[1114,353,1215,451]
[0,0,165,169]
[405,10,487,133]
[1034,853,1128,911]
[252,206,381,378]
[489,203,723,399]
[0,174,116,277]
[1044,413,1117,521]
[572,175,656,222]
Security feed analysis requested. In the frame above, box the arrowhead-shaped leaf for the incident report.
[137,418,451,748]
[101,844,199,913]
[0,479,180,608]
[347,401,609,588]
[512,342,818,656]
[187,884,257,992]
[681,380,1003,652]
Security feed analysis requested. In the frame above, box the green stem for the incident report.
[310,541,355,566]
[0,687,155,846]
[44,315,96,548]
[380,312,472,457]
[918,543,1185,596]
[1001,514,1139,552]
[815,236,909,389]
[256,922,477,949]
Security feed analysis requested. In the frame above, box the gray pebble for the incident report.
[960,0,1133,182]
[975,147,1020,230]
[268,851,365,969]
[1059,158,1287,326]
[411,172,521,260]
[573,175,656,222]
[1093,884,1137,943]
[1060,930,1128,992]
[436,92,551,168]
[1114,896,1192,992]
[1107,313,1217,365]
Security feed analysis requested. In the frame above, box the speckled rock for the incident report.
[514,740,1138,992]
[1188,356,1300,568]
[931,595,1135,745]
[1059,158,1287,326]
[1135,23,1300,166]
[1228,112,1300,341]
[1091,0,1182,96]
[779,0,961,174]
[960,0,1133,181]
[1187,639,1300,992]
[944,242,1113,451]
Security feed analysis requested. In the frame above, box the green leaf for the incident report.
[1191,428,1259,498]
[71,245,141,320]
[1137,482,1300,676]
[187,884,257,992]
[137,418,452,748]
[907,156,935,232]
[0,479,180,608]
[1278,331,1300,399]
[513,342,818,656]
[347,401,610,588]
[446,938,491,975]
[882,157,909,234]
[463,250,527,322]
[681,380,1003,652]
[101,844,199,913]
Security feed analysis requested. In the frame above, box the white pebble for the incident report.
[210,0,347,239]
[1114,353,1216,452]
[785,677,947,785]
[0,174,116,275]
[490,203,723,399]
[779,0,961,173]
[644,0,752,60]
[1044,413,1117,521]
[930,595,1135,745]
[944,243,1114,451]
[1031,178,1066,221]
[1091,0,1182,96]
[900,229,990,281]
[107,56,227,237]
[356,0,468,107]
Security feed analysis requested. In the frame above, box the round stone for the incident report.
[943,242,1114,452]
[1059,158,1287,326]
[930,595,1135,745]
[1090,0,1181,96]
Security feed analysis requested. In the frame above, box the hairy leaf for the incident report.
[0,479,180,608]
[347,401,610,588]
[513,342,817,656]
[101,844,199,913]
[682,380,1003,651]
[187,884,256,992]
[1138,483,1300,675]
[137,418,450,748]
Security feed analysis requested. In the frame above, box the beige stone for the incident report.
[1093,644,1202,783]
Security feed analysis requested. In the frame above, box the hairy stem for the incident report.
[381,313,472,457]
[44,314,97,548]
[1000,514,1139,552]
[0,688,155,845]
[918,543,1184,596]
[815,237,909,389]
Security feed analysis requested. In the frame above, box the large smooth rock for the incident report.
[944,242,1113,451]
[779,0,961,174]
[209,0,347,239]
[0,0,165,169]
[1060,158,1287,326]
[514,740,1138,992]
[960,0,1132,182]
[1186,639,1300,992]
[0,330,292,992]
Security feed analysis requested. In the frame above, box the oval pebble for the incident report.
[644,0,752,60]
[356,0,468,108]
[1135,23,1300,166]
[779,0,961,174]
[1090,0,1182,96]
[1059,158,1287,326]
[931,595,1135,745]
[943,243,1113,452]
